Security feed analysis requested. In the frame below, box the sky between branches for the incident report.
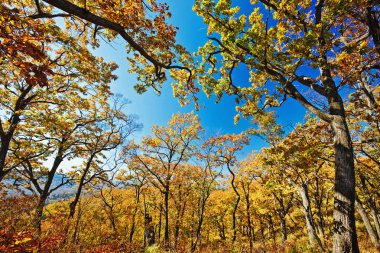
[91,0,308,158]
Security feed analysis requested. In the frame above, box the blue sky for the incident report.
[93,0,308,158]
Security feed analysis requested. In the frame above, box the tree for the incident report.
[190,136,223,252]
[13,89,104,235]
[0,4,117,182]
[346,67,380,250]
[125,112,202,247]
[6,0,192,94]
[169,1,380,251]
[204,133,249,243]
[67,96,139,220]
[264,117,334,251]
[237,155,257,253]
[10,84,130,242]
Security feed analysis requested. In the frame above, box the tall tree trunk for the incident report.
[68,154,95,219]
[72,203,82,245]
[191,194,208,252]
[227,163,240,243]
[129,186,141,250]
[0,135,12,182]
[219,221,226,240]
[33,196,47,236]
[358,173,380,240]
[174,206,180,250]
[33,156,62,235]
[297,184,324,252]
[279,213,287,241]
[0,85,33,182]
[246,207,253,253]
[163,189,170,247]
[371,209,380,241]
[232,195,240,243]
[268,215,275,242]
[366,4,380,56]
[355,195,380,250]
[158,204,162,241]
[314,13,359,249]
[144,213,155,247]
[330,114,359,253]
[242,184,253,253]
[314,177,326,239]
[259,218,265,244]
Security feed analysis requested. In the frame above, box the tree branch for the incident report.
[41,0,192,82]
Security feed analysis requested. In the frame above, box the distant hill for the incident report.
[4,174,77,203]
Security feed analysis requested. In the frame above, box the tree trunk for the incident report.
[243,186,253,253]
[33,197,47,236]
[371,209,380,241]
[227,163,240,243]
[129,186,140,249]
[33,166,60,236]
[69,154,95,219]
[0,135,12,182]
[219,221,226,240]
[358,173,380,240]
[174,205,181,250]
[191,195,207,252]
[279,214,287,241]
[331,115,359,253]
[259,218,265,244]
[144,213,155,247]
[72,203,82,245]
[158,204,162,241]
[268,215,275,242]
[297,184,324,252]
[355,195,380,250]
[0,85,33,182]
[143,194,147,247]
[366,4,380,56]
[314,177,326,239]
[164,189,170,247]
